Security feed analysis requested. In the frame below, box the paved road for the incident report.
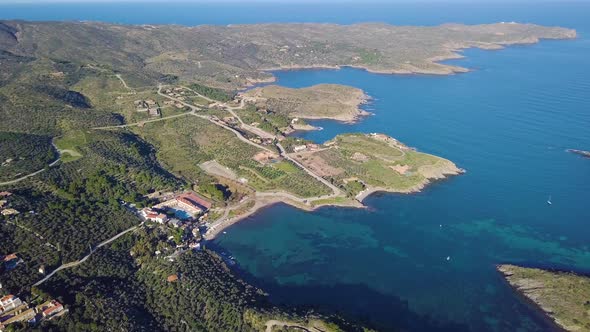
[33,223,142,286]
[0,144,62,186]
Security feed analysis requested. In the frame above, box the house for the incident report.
[0,294,18,308]
[1,209,19,216]
[2,254,18,263]
[0,294,22,314]
[306,143,320,150]
[2,254,22,271]
[38,265,46,275]
[293,145,307,153]
[0,192,11,198]
[222,116,238,125]
[0,200,6,208]
[148,107,161,117]
[42,301,63,318]
[144,211,168,224]
[167,274,178,282]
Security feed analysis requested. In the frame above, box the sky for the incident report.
[2,0,580,3]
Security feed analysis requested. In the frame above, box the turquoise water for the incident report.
[171,208,192,220]
[215,42,590,331]
[2,2,589,331]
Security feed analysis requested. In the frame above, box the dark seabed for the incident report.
[2,1,589,331]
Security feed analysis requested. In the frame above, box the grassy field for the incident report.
[133,116,331,198]
[294,134,459,195]
[498,264,590,331]
[242,84,367,122]
[54,130,89,162]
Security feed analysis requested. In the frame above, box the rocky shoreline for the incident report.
[497,264,590,332]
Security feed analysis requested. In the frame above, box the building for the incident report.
[0,295,18,308]
[0,192,11,198]
[41,301,64,318]
[176,192,212,214]
[142,209,168,223]
[167,274,178,282]
[293,145,307,153]
[155,192,212,217]
[148,107,161,117]
[0,295,23,314]
[2,254,22,271]
[1,209,19,216]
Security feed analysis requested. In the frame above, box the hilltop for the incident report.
[0,21,576,89]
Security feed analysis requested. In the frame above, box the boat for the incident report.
[547,196,552,205]
[446,256,451,261]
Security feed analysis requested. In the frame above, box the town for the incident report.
[137,191,212,253]
[1,290,65,331]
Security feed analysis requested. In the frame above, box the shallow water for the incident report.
[215,11,590,332]
[3,2,589,331]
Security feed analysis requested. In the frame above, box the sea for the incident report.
[2,1,589,331]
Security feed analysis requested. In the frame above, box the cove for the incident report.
[214,32,590,331]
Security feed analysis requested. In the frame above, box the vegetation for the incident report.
[0,130,180,294]
[23,227,366,332]
[242,84,367,122]
[1,20,574,89]
[498,264,590,331]
[0,132,57,181]
[189,83,234,102]
[294,134,460,195]
[134,117,331,198]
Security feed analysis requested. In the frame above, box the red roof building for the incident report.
[177,192,212,211]
[42,301,63,317]
[2,253,18,262]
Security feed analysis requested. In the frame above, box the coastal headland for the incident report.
[498,264,590,332]
[0,16,581,331]
[0,20,576,240]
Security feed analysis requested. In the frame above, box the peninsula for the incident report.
[241,84,370,123]
[0,19,577,331]
[498,264,590,331]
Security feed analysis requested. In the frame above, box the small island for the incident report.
[498,264,590,331]
[240,84,370,123]
[567,149,590,158]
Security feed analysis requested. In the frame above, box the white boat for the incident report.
[547,196,552,205]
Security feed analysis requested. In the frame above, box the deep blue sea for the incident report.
[2,2,589,331]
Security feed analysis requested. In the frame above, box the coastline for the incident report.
[496,264,590,332]
[256,32,576,85]
[205,162,464,240]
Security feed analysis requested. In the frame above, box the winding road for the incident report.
[33,223,142,286]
